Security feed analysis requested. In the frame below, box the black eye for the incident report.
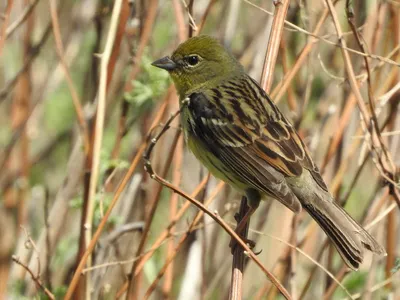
[186,55,199,66]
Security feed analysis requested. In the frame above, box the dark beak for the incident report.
[151,56,177,71]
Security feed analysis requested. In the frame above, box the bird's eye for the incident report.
[186,55,199,66]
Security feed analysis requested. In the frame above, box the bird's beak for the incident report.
[151,56,177,71]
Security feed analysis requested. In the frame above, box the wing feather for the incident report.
[184,76,327,212]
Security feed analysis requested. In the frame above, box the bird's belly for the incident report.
[185,132,248,192]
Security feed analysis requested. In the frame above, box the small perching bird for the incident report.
[152,35,386,270]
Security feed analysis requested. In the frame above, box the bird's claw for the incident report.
[229,236,257,254]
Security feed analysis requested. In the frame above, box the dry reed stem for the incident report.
[0,0,14,57]
[229,1,291,298]
[162,135,184,297]
[229,197,251,300]
[82,1,124,298]
[260,0,290,93]
[5,0,39,38]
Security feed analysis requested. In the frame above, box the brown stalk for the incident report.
[0,0,14,57]
[187,0,195,38]
[63,100,168,300]
[244,1,399,68]
[318,33,400,171]
[172,0,187,41]
[81,1,125,298]
[1,2,33,296]
[11,0,33,226]
[229,197,251,300]
[75,2,130,297]
[109,0,151,161]
[279,37,297,112]
[197,0,217,34]
[382,90,399,286]
[229,1,291,299]
[260,0,290,93]
[5,0,39,38]
[162,136,184,297]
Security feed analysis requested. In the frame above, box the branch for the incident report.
[12,256,55,300]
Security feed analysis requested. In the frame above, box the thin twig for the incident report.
[6,0,40,38]
[0,0,14,57]
[12,256,55,300]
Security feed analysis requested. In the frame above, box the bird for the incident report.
[151,35,386,270]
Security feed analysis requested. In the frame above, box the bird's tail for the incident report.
[302,200,386,270]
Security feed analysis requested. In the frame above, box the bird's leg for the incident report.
[229,189,260,252]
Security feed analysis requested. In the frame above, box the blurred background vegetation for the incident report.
[0,0,399,299]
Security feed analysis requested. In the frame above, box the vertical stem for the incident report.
[229,197,250,300]
[260,0,291,93]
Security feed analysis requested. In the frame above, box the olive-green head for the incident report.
[152,35,243,97]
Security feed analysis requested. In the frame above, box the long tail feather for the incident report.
[302,201,386,270]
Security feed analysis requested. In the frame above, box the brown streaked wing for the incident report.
[186,92,302,212]
[262,115,328,192]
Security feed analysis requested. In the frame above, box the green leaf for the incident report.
[391,257,400,274]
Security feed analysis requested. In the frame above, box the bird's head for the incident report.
[152,35,243,97]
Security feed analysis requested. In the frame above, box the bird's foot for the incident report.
[229,236,257,254]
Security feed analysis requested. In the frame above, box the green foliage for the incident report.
[69,195,83,209]
[9,279,27,299]
[391,257,400,274]
[310,76,325,103]
[343,271,367,291]
[93,193,123,228]
[333,271,367,299]
[53,236,78,270]
[44,84,76,134]
[53,286,68,299]
[124,53,170,113]
[0,125,11,149]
